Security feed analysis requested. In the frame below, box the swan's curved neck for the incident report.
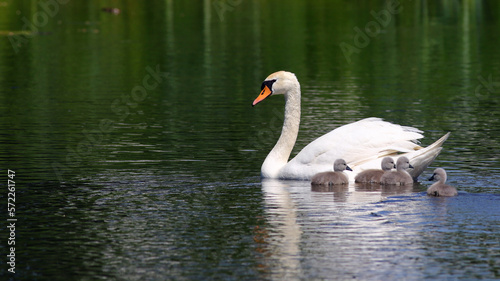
[261,84,301,178]
[439,173,447,183]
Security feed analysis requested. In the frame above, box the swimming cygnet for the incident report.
[380,156,414,185]
[427,168,458,197]
[311,159,352,186]
[355,157,395,183]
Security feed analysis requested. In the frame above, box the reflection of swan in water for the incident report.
[311,184,349,202]
[259,179,303,278]
[355,181,419,198]
[355,182,382,192]
[380,182,417,196]
[254,179,432,280]
[311,184,348,193]
[257,178,424,277]
[252,71,450,181]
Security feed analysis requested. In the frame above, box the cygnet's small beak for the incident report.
[346,165,353,171]
[393,164,396,168]
[252,85,272,106]
[409,164,414,169]
[428,174,435,181]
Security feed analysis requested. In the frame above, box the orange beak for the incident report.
[252,85,273,106]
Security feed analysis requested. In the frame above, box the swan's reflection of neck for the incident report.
[259,179,303,279]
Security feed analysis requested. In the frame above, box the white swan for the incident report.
[252,71,450,181]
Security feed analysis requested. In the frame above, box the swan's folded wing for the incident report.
[288,118,423,171]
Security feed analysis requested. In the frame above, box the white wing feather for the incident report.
[279,118,444,180]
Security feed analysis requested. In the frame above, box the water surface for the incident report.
[0,0,499,280]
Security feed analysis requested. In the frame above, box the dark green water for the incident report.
[1,0,499,280]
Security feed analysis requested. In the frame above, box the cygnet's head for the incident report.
[428,168,447,182]
[396,156,413,171]
[334,159,353,172]
[381,157,396,171]
[252,71,299,106]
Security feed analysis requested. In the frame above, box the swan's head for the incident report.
[396,156,414,170]
[252,71,299,106]
[333,159,353,172]
[428,168,447,182]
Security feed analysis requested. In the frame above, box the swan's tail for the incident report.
[406,132,450,181]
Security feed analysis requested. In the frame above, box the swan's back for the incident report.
[427,168,457,196]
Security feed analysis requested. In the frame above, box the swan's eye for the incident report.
[261,79,277,93]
